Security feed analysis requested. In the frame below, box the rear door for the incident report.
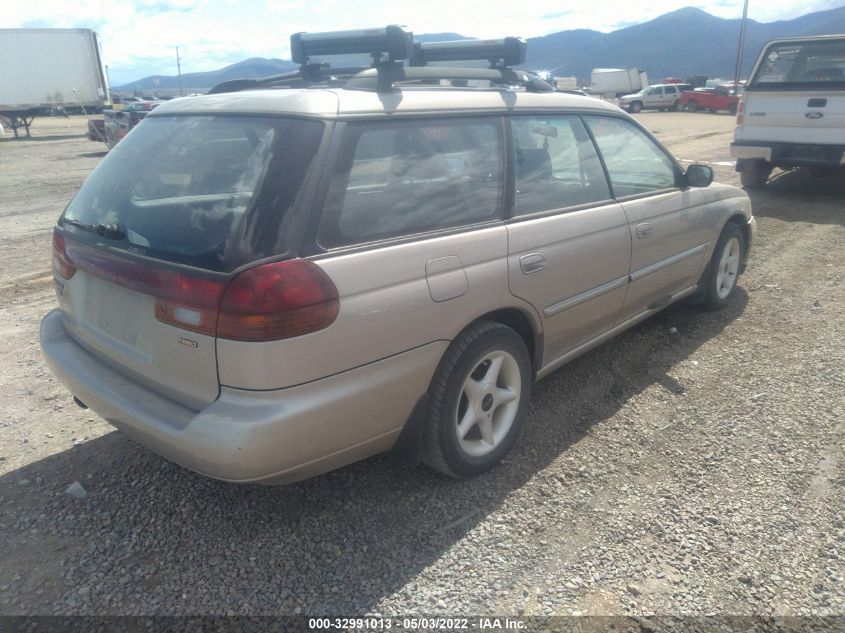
[584,115,710,321]
[505,115,631,362]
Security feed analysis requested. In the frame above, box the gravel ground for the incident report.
[0,113,843,619]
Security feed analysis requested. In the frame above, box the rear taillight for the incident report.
[52,230,77,280]
[736,98,745,125]
[54,231,338,341]
[217,260,339,342]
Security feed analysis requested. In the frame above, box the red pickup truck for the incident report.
[680,85,740,114]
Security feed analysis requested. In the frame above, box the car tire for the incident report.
[690,223,746,311]
[421,321,532,478]
[686,99,698,112]
[740,160,772,188]
[728,103,738,116]
[628,101,642,113]
[671,100,681,111]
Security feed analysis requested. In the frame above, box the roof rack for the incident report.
[207,26,552,94]
[410,37,527,68]
[290,25,412,91]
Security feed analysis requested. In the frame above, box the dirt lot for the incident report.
[0,113,842,619]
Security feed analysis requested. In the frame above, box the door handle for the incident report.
[520,253,546,274]
[636,223,653,239]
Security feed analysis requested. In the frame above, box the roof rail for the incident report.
[345,65,554,93]
[410,37,527,68]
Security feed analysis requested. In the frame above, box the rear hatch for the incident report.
[738,38,845,145]
[53,114,325,410]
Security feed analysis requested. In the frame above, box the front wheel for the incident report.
[686,99,699,112]
[628,101,642,113]
[422,321,532,478]
[692,223,746,311]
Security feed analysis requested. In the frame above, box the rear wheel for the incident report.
[671,100,681,111]
[728,103,738,116]
[628,101,642,113]
[740,160,772,188]
[686,99,699,112]
[422,321,531,478]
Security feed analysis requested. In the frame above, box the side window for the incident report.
[584,116,678,197]
[318,119,502,247]
[666,86,677,94]
[511,116,611,215]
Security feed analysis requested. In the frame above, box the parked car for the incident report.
[619,83,692,112]
[732,34,845,188]
[680,85,740,114]
[87,100,163,149]
[41,27,755,484]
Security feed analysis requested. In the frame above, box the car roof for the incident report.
[150,87,624,119]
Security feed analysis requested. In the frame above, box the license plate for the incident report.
[85,282,144,345]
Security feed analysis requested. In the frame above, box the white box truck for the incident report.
[0,28,110,138]
[590,68,648,98]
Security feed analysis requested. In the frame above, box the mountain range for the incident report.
[114,6,845,92]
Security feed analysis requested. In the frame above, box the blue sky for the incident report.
[4,0,843,85]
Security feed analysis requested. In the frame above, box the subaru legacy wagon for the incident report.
[41,27,755,483]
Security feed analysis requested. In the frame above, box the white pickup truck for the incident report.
[731,34,845,188]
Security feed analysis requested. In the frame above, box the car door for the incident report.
[584,115,711,321]
[505,115,631,365]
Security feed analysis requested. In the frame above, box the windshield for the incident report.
[61,115,324,272]
[749,39,845,90]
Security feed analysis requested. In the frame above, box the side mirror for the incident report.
[686,163,714,188]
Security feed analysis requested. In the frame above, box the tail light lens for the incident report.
[52,231,77,280]
[736,98,745,125]
[217,260,339,341]
[53,229,338,341]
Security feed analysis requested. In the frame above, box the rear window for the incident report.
[749,39,845,90]
[61,115,324,272]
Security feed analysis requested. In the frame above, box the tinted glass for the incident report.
[62,116,324,272]
[318,119,502,247]
[585,116,677,197]
[511,116,611,215]
[751,40,845,88]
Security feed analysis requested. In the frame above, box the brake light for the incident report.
[217,260,339,341]
[736,98,745,125]
[54,232,338,341]
[52,230,77,280]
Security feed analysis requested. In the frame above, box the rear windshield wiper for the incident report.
[61,218,126,240]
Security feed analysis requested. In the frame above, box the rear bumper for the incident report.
[731,141,845,168]
[40,309,445,483]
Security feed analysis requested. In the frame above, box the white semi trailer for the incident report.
[590,68,648,98]
[0,28,110,137]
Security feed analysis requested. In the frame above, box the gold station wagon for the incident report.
[41,27,755,483]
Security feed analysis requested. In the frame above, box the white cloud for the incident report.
[2,0,842,84]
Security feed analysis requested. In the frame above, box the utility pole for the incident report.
[734,0,750,88]
[176,46,184,97]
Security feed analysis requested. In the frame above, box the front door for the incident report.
[584,115,710,321]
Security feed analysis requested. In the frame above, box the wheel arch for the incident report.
[471,307,542,376]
